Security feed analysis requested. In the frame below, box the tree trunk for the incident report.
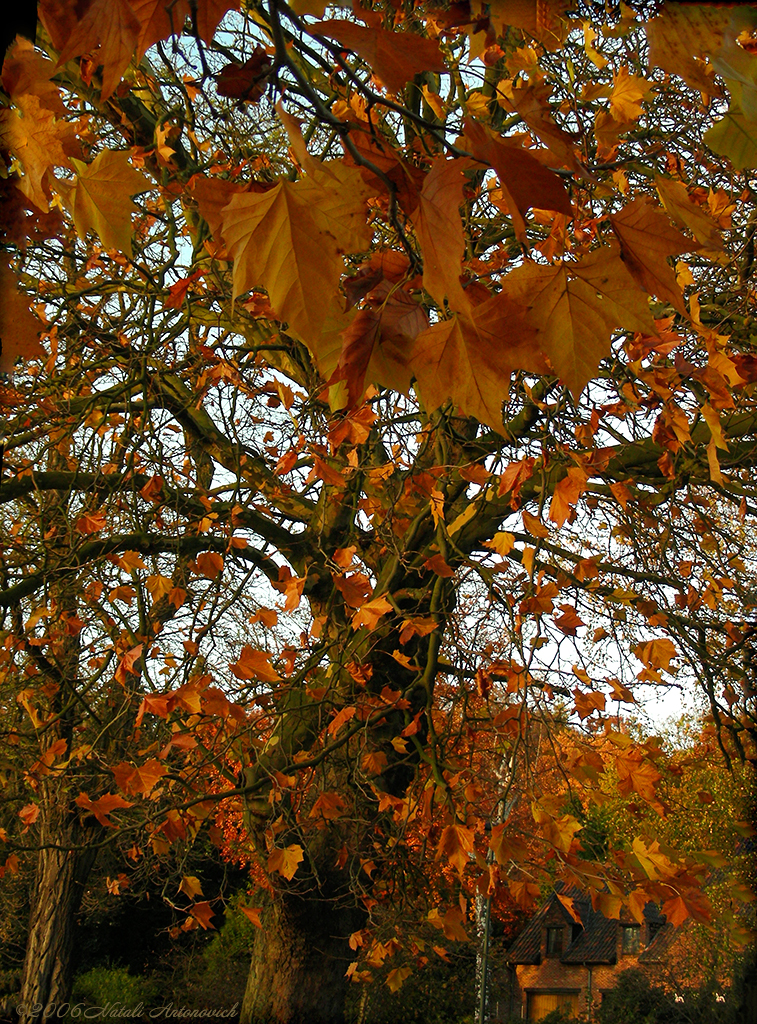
[18,830,96,1023]
[240,891,363,1024]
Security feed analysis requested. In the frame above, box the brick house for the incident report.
[506,887,675,1020]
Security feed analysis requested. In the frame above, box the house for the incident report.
[505,887,675,1020]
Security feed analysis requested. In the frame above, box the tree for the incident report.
[1,1,757,1022]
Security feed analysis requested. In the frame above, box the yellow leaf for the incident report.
[351,596,394,631]
[655,177,724,252]
[179,875,204,900]
[221,169,370,346]
[230,645,281,683]
[436,823,475,877]
[411,157,473,316]
[499,243,656,397]
[267,844,304,880]
[610,66,653,122]
[63,151,150,255]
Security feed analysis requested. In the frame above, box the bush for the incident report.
[72,965,160,1008]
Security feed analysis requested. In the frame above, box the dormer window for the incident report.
[621,924,641,955]
[546,926,563,956]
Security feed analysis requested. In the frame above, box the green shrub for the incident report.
[72,965,160,1008]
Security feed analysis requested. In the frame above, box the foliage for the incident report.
[72,964,161,1008]
[1,0,757,1020]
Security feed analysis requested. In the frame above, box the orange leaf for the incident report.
[309,792,347,820]
[522,509,549,538]
[190,901,216,930]
[267,844,304,880]
[76,511,107,535]
[0,95,79,211]
[436,823,475,877]
[238,905,264,928]
[215,47,272,102]
[617,752,662,802]
[0,261,44,372]
[411,157,474,316]
[230,645,281,683]
[572,689,606,719]
[179,875,204,900]
[351,596,394,631]
[662,890,712,927]
[423,553,455,578]
[313,20,446,93]
[195,551,224,579]
[19,803,40,828]
[75,791,134,827]
[333,572,373,608]
[54,0,141,100]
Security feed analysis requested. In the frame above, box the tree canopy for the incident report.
[0,1,756,1021]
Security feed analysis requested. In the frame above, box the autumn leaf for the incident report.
[662,890,712,927]
[436,823,475,876]
[221,169,370,346]
[1,37,66,116]
[632,638,678,672]
[572,688,606,719]
[427,906,468,941]
[464,119,571,243]
[195,551,224,579]
[239,905,264,928]
[18,804,40,828]
[0,261,44,373]
[617,752,662,803]
[610,67,653,122]
[0,95,78,212]
[704,102,757,171]
[58,151,150,256]
[309,792,347,820]
[230,645,281,683]
[412,292,550,433]
[549,467,589,527]
[267,844,304,880]
[655,177,724,252]
[75,791,134,827]
[411,157,473,316]
[54,0,141,100]
[610,198,698,314]
[215,46,272,102]
[351,596,394,631]
[312,20,446,93]
[646,3,737,95]
[499,243,656,397]
[179,875,204,900]
[190,901,216,930]
[385,966,412,993]
[112,758,167,796]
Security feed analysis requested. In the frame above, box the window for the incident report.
[527,991,579,1020]
[621,925,641,955]
[546,926,563,955]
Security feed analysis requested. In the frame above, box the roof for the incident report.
[507,885,668,967]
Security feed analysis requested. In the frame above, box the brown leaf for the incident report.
[412,291,550,432]
[463,119,571,243]
[0,95,79,212]
[436,823,475,876]
[1,37,66,115]
[190,901,216,930]
[655,176,724,253]
[646,3,739,95]
[75,791,134,827]
[267,844,304,880]
[0,261,44,373]
[230,645,281,683]
[54,0,141,100]
[412,157,474,315]
[313,20,446,93]
[499,243,656,396]
[611,197,699,314]
[60,150,151,255]
[215,47,272,102]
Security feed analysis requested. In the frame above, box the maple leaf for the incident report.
[190,901,216,930]
[411,157,473,316]
[610,67,653,122]
[58,151,150,256]
[54,0,141,100]
[412,293,550,433]
[436,823,475,877]
[75,791,134,827]
[610,198,698,314]
[617,752,662,803]
[312,20,446,93]
[632,638,678,672]
[18,804,40,828]
[497,79,584,175]
[499,243,656,397]
[179,875,204,900]
[386,967,412,993]
[704,102,757,171]
[112,758,167,796]
[239,905,263,929]
[230,645,281,683]
[464,119,571,243]
[549,467,589,527]
[655,177,724,252]
[351,596,394,631]
[1,38,66,116]
[0,261,45,373]
[220,170,369,346]
[268,844,304,880]
[646,3,739,95]
[427,906,468,941]
[0,95,79,212]
[662,890,712,928]
[215,47,272,102]
[337,286,423,404]
[572,688,606,719]
[195,551,224,579]
[309,792,347,820]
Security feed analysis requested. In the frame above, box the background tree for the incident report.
[1,2,757,1023]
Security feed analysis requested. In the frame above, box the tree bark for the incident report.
[240,890,364,1024]
[18,834,96,1023]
